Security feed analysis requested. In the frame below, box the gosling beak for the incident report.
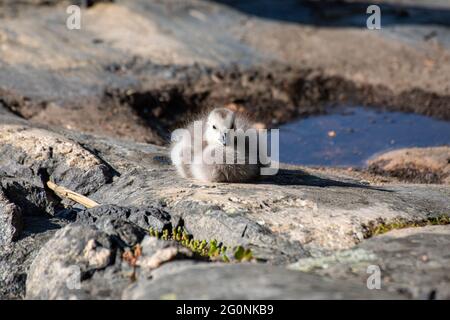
[221,132,228,146]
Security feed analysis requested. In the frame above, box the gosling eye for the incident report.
[212,125,217,130]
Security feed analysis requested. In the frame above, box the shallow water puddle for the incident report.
[277,107,450,167]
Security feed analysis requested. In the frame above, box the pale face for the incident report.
[204,108,236,146]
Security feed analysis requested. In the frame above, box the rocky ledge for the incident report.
[1,0,450,300]
[1,110,449,299]
[368,147,450,184]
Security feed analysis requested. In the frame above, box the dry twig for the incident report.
[46,181,99,208]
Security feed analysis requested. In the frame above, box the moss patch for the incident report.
[149,226,253,263]
[362,214,450,238]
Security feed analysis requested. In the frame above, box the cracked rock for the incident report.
[289,225,450,299]
[76,204,172,232]
[123,263,402,300]
[26,224,122,300]
[0,189,23,246]
[0,124,113,196]
[135,236,195,278]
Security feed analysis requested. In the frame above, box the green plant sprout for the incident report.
[363,214,450,238]
[149,226,254,262]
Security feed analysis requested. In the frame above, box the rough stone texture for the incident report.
[135,236,196,280]
[0,124,113,196]
[0,216,66,299]
[1,0,450,145]
[368,147,450,184]
[77,204,173,234]
[0,177,61,217]
[2,0,450,98]
[0,189,23,246]
[25,225,197,300]
[84,134,450,259]
[26,224,123,300]
[122,263,402,300]
[289,225,450,299]
[1,0,450,300]
[0,128,75,299]
[0,118,447,299]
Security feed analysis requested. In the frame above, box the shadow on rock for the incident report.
[258,168,392,192]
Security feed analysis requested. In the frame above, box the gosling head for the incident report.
[204,108,236,146]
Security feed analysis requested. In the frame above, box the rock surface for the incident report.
[1,0,450,300]
[75,204,173,246]
[26,223,122,300]
[289,225,450,299]
[0,124,113,196]
[0,215,66,299]
[26,224,197,300]
[368,147,450,184]
[1,0,450,144]
[0,118,447,299]
[123,263,402,300]
[0,189,23,246]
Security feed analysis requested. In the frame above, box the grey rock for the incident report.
[0,102,12,116]
[2,0,450,106]
[75,204,173,247]
[289,225,450,299]
[0,123,113,197]
[1,177,60,216]
[123,263,402,300]
[368,146,450,184]
[83,133,449,261]
[0,189,23,246]
[134,236,196,280]
[0,184,66,299]
[139,236,192,259]
[77,204,172,233]
[0,216,65,299]
[179,207,307,264]
[0,119,447,300]
[148,260,203,281]
[94,218,146,248]
[1,0,450,301]
[26,223,126,300]
[25,225,199,299]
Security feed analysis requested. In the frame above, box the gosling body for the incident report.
[170,108,261,183]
